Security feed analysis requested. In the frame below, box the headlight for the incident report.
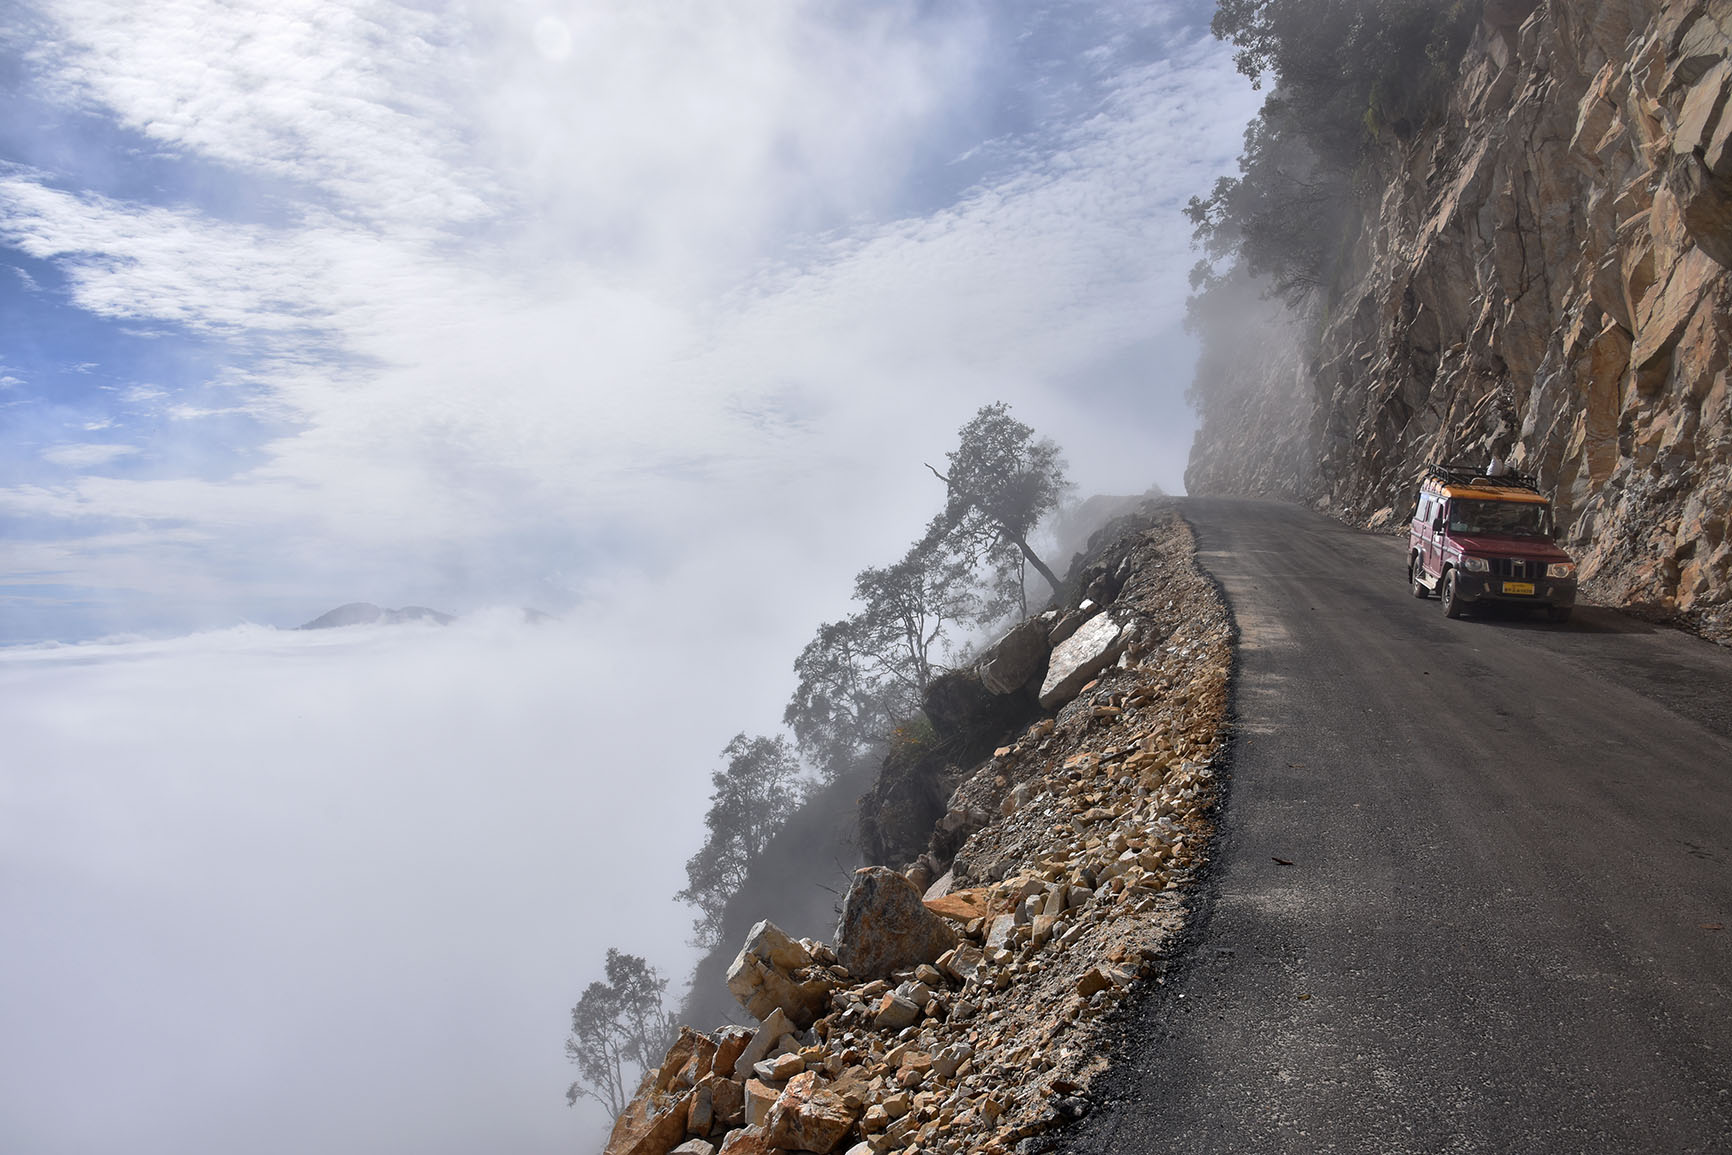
[1547,561,1576,578]
[1461,557,1490,572]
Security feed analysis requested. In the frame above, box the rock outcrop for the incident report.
[856,669,1038,872]
[1187,0,1732,642]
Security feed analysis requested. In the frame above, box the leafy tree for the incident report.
[1212,0,1478,132]
[926,402,1070,597]
[1185,104,1353,308]
[1188,1,1479,310]
[675,733,806,949]
[782,403,1069,787]
[784,616,903,778]
[565,949,677,1117]
[783,528,1002,778]
[852,531,983,699]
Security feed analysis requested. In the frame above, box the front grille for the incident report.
[1491,558,1544,580]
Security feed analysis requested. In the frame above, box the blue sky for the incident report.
[0,4,1260,1153]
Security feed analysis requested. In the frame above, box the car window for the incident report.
[1447,499,1549,537]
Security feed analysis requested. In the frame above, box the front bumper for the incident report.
[1453,571,1577,608]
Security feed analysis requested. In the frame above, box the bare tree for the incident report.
[565,949,677,1117]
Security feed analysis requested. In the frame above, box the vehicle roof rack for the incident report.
[1424,461,1543,493]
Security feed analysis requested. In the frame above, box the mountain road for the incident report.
[1060,497,1732,1155]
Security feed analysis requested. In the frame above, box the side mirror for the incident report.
[1432,514,1445,532]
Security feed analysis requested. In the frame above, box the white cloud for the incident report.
[0,614,766,1153]
[32,0,493,229]
[0,23,1257,598]
[40,441,140,467]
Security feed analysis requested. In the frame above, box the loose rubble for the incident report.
[604,508,1233,1155]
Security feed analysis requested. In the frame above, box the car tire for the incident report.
[1546,605,1573,624]
[1409,555,1430,598]
[1442,570,1465,619]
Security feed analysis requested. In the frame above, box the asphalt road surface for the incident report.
[1061,498,1732,1155]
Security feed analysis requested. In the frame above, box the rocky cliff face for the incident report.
[1187,0,1732,640]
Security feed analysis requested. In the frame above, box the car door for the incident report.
[1422,495,1445,579]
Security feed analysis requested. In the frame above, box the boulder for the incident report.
[1046,600,1101,647]
[710,1077,746,1128]
[602,1081,693,1155]
[685,1083,713,1137]
[835,866,959,982]
[744,1079,779,1127]
[872,992,922,1030]
[977,616,1050,694]
[605,1024,729,1155]
[764,1070,859,1154]
[922,887,989,923]
[710,1026,754,1082]
[716,1124,778,1154]
[654,1027,717,1092]
[936,941,985,985]
[725,920,835,1027]
[730,1007,796,1080]
[1038,613,1124,709]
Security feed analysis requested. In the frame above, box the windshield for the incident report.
[1448,499,1551,537]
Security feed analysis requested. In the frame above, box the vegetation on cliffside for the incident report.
[1186,0,1480,309]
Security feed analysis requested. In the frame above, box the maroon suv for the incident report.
[1407,463,1578,622]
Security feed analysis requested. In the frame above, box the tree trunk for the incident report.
[1012,535,1061,599]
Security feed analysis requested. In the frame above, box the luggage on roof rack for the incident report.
[1424,461,1542,493]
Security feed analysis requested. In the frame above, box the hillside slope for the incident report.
[599,506,1234,1155]
[1187,0,1732,641]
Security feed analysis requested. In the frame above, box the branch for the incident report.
[923,463,951,487]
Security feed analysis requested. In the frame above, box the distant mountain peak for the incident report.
[296,603,455,630]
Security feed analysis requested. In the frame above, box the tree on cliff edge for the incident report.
[927,402,1070,598]
[565,949,676,1117]
[675,733,806,949]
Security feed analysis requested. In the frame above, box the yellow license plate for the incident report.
[1502,581,1535,596]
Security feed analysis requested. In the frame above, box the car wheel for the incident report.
[1409,555,1430,598]
[1546,605,1573,624]
[1442,570,1465,619]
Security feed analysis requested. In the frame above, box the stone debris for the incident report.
[730,1008,796,1079]
[605,508,1233,1155]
